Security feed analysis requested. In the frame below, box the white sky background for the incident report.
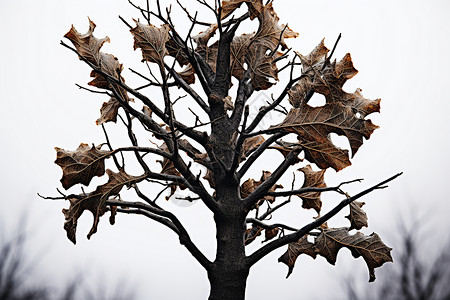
[1,0,449,299]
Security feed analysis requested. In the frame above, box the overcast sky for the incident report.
[1,0,450,299]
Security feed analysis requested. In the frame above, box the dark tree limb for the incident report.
[109,199,212,270]
[246,218,298,232]
[246,173,403,266]
[244,147,303,211]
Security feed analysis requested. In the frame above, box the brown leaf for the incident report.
[346,201,368,230]
[315,228,393,282]
[64,19,132,123]
[186,2,297,90]
[301,139,351,171]
[142,105,153,118]
[96,99,121,125]
[262,228,279,243]
[296,39,329,69]
[55,143,111,190]
[203,168,215,188]
[157,142,187,200]
[245,225,264,245]
[270,102,378,171]
[64,19,110,67]
[268,141,303,165]
[62,169,139,244]
[241,135,265,161]
[278,235,317,278]
[220,0,263,20]
[344,88,381,119]
[297,165,326,214]
[130,20,171,65]
[253,3,298,51]
[241,171,283,208]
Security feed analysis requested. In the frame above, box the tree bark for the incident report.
[208,183,249,300]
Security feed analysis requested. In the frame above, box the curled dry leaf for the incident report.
[96,99,121,125]
[63,169,139,244]
[130,20,171,65]
[297,165,326,214]
[55,143,111,190]
[346,201,368,230]
[240,135,265,162]
[314,228,393,282]
[262,228,279,243]
[64,19,132,125]
[278,235,317,278]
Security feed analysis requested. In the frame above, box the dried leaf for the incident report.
[55,143,111,190]
[186,2,297,90]
[64,19,132,123]
[241,135,265,161]
[142,105,153,117]
[63,169,139,244]
[315,228,393,282]
[346,201,368,230]
[64,19,110,67]
[130,20,170,65]
[203,168,215,188]
[220,0,263,20]
[268,141,303,165]
[270,103,378,171]
[96,99,121,125]
[157,142,187,200]
[301,139,351,171]
[344,88,381,119]
[245,225,264,245]
[262,228,279,243]
[278,235,317,278]
[241,171,283,208]
[297,165,326,214]
[296,39,329,68]
[253,3,298,51]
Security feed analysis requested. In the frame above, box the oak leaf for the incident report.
[96,98,121,125]
[297,165,326,214]
[63,169,139,244]
[346,201,368,230]
[64,19,132,124]
[270,102,378,171]
[315,228,393,282]
[55,143,111,190]
[262,228,279,243]
[130,20,171,65]
[278,235,317,278]
[240,135,265,161]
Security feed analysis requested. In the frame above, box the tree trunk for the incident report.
[208,182,249,300]
[208,211,249,300]
[208,262,249,300]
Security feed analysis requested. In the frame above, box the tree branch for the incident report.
[244,147,303,211]
[246,172,403,266]
[108,199,212,270]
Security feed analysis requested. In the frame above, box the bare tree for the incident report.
[42,0,401,299]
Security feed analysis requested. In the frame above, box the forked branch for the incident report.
[246,172,403,266]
